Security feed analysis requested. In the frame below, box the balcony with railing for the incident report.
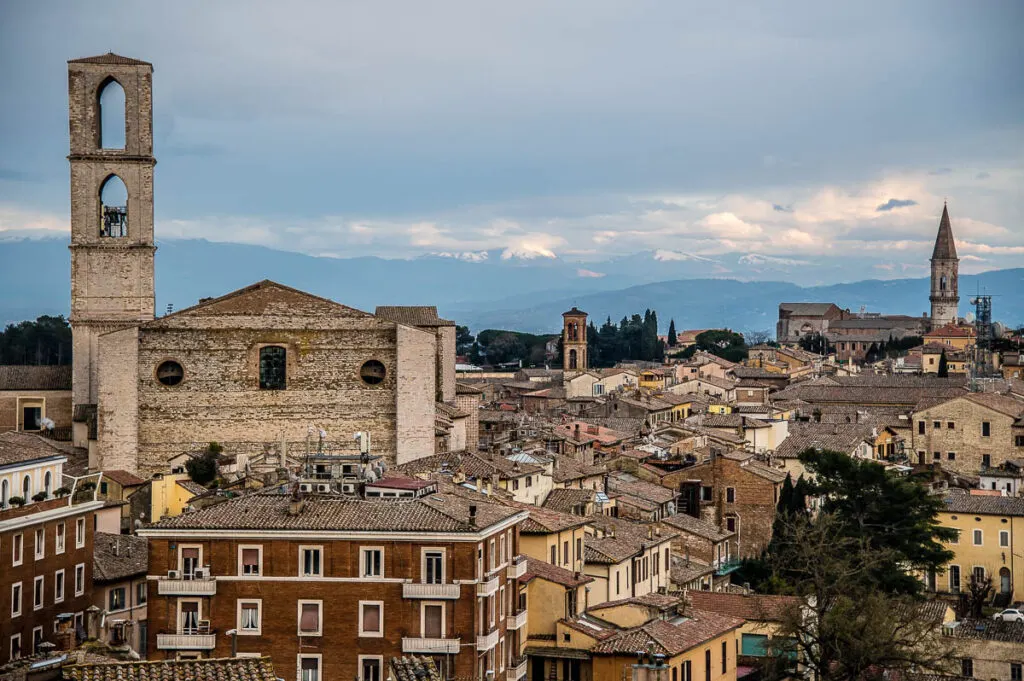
[476,627,499,651]
[506,609,527,630]
[507,555,527,580]
[402,637,461,655]
[157,572,217,596]
[156,631,217,650]
[478,573,500,597]
[509,657,528,681]
[403,582,462,599]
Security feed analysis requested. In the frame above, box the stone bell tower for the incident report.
[68,54,156,427]
[562,307,588,375]
[929,203,959,329]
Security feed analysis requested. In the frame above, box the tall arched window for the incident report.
[259,346,287,390]
[569,349,578,370]
[940,275,947,291]
[44,472,52,498]
[97,78,126,149]
[1,480,8,507]
[100,174,128,238]
[23,474,32,499]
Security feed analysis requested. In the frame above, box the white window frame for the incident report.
[358,655,384,681]
[421,547,446,584]
[11,582,22,617]
[75,517,86,549]
[358,600,384,638]
[973,529,983,546]
[13,532,23,566]
[420,601,446,638]
[33,575,44,611]
[74,563,86,596]
[1000,530,1010,547]
[35,527,45,560]
[237,598,263,636]
[10,634,21,661]
[296,654,322,681]
[238,544,263,577]
[359,546,384,579]
[54,569,65,604]
[499,637,505,672]
[297,599,323,637]
[500,534,507,565]
[31,626,43,655]
[298,545,323,578]
[178,543,204,577]
[55,522,66,554]
[949,564,961,592]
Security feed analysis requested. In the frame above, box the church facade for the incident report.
[67,55,445,475]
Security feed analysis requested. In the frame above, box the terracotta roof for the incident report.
[68,53,152,66]
[436,402,469,419]
[101,470,146,487]
[670,558,715,585]
[520,556,593,587]
[519,506,589,534]
[588,592,681,613]
[924,324,974,339]
[563,306,587,317]
[949,618,1024,642]
[960,392,1024,418]
[607,472,677,505]
[455,382,483,395]
[177,479,209,497]
[778,303,839,316]
[143,490,524,533]
[661,513,733,542]
[0,431,68,467]
[542,487,596,514]
[64,657,277,681]
[0,365,72,391]
[93,532,148,582]
[398,451,542,480]
[931,204,958,260]
[774,422,874,459]
[389,656,441,681]
[551,455,606,484]
[687,591,802,623]
[553,422,629,446]
[374,305,455,327]
[591,612,743,656]
[943,491,1024,517]
[584,516,677,564]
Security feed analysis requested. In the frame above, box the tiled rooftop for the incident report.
[591,611,743,655]
[0,364,72,391]
[64,657,277,681]
[687,591,802,623]
[0,431,69,467]
[93,532,149,582]
[520,556,593,587]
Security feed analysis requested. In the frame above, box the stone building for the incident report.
[775,303,845,342]
[909,392,1024,473]
[138,486,529,681]
[64,56,451,475]
[930,203,960,329]
[0,366,73,438]
[562,308,588,375]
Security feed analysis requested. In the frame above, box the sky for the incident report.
[0,1,1022,277]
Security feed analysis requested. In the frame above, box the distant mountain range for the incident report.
[2,236,1021,334]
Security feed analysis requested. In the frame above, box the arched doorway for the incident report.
[999,567,1011,595]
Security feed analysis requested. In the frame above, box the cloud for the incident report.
[975,172,991,180]
[500,233,565,260]
[876,198,918,212]
[929,168,953,176]
[772,204,793,213]
[576,268,605,278]
[433,251,489,262]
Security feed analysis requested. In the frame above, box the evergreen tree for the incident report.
[667,319,677,347]
[937,349,949,377]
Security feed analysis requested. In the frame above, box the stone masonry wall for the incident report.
[396,324,437,465]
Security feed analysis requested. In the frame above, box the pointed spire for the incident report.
[931,203,958,260]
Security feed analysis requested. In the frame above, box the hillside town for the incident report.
[1,49,1023,681]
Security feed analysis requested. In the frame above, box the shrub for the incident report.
[32,491,48,502]
[9,496,25,507]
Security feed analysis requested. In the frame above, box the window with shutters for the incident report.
[299,546,322,577]
[298,655,321,681]
[108,587,125,611]
[239,546,262,576]
[359,657,382,681]
[360,547,383,578]
[297,601,322,636]
[259,346,287,390]
[359,601,383,637]
[238,600,262,635]
[423,603,444,638]
[423,550,444,584]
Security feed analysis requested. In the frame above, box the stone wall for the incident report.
[454,391,481,452]
[910,397,1022,473]
[97,326,141,473]
[0,390,72,433]
[396,324,437,465]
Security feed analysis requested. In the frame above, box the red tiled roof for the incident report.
[687,591,802,623]
[520,556,593,587]
[591,611,743,655]
[101,469,146,487]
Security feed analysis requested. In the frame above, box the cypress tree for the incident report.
[668,319,677,347]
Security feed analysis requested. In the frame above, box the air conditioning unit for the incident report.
[167,570,180,579]
[342,483,356,494]
[193,568,206,579]
[299,483,313,493]
[316,483,331,493]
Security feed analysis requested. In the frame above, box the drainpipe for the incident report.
[226,629,238,657]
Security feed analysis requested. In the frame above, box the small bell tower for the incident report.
[929,203,959,329]
[562,307,588,375]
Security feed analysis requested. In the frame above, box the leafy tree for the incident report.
[667,319,677,347]
[0,315,72,365]
[185,442,222,486]
[692,329,748,363]
[937,349,949,377]
[759,514,957,681]
[455,325,475,354]
[798,332,829,355]
[963,572,992,619]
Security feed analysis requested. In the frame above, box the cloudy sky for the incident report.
[0,1,1022,276]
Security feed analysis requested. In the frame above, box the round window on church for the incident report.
[156,360,185,387]
[360,360,386,386]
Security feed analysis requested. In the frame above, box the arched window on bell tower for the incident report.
[940,275,947,292]
[99,174,128,238]
[97,78,126,150]
[569,349,578,370]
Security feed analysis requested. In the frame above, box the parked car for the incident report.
[992,608,1024,623]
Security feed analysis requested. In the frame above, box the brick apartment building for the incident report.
[0,432,104,664]
[139,480,530,681]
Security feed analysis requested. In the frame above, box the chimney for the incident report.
[574,424,581,439]
[114,537,120,557]
[469,504,477,527]
[288,498,305,516]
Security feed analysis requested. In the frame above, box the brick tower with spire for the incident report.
[929,203,959,329]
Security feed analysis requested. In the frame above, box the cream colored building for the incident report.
[582,517,676,604]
